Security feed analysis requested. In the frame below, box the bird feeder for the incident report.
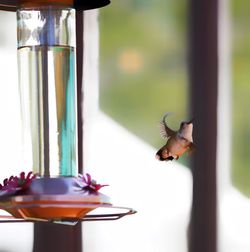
[0,0,136,224]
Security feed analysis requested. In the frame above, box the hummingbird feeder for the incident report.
[0,0,136,224]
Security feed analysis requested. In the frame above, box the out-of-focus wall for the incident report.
[0,10,33,252]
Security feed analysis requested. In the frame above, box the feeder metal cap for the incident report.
[0,0,110,11]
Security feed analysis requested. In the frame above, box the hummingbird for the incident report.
[155,113,195,161]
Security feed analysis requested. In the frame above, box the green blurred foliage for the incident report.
[231,0,250,197]
[99,0,189,156]
[99,0,250,196]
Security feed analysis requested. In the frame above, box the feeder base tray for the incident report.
[0,177,136,224]
[0,202,136,225]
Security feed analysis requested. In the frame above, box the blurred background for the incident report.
[0,0,250,251]
[98,0,250,198]
[99,0,189,161]
[231,0,250,197]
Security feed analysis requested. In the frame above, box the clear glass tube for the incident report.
[17,6,77,177]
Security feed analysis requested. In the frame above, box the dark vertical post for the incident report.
[32,10,84,252]
[188,0,218,252]
[33,223,82,252]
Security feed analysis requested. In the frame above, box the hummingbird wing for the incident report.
[159,113,176,139]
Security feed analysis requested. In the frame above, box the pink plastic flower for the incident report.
[79,173,108,192]
[0,171,36,193]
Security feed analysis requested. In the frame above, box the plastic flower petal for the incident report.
[79,173,109,193]
[0,171,36,194]
[18,171,36,190]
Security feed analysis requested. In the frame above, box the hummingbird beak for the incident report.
[187,118,194,124]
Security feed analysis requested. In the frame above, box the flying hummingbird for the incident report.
[155,113,195,161]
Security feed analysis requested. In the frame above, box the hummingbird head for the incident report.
[179,119,193,141]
